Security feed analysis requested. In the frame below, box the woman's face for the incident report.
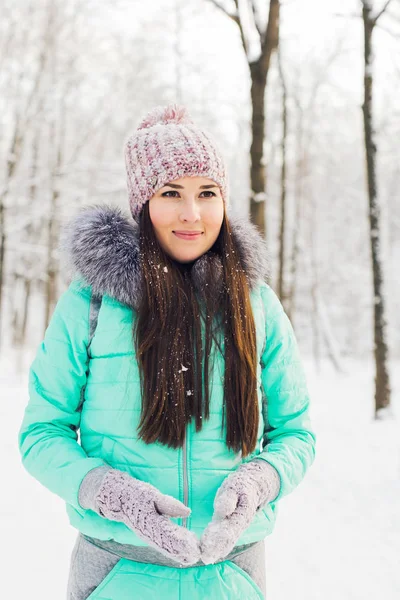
[148,176,224,263]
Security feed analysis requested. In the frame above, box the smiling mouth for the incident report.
[173,231,204,239]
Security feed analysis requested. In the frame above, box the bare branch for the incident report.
[373,0,394,24]
[332,12,359,19]
[65,106,112,165]
[249,0,264,39]
[207,0,248,56]
[260,0,280,73]
[208,0,235,19]
[232,0,249,55]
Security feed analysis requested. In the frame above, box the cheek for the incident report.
[206,209,224,234]
[149,201,169,232]
[211,203,224,225]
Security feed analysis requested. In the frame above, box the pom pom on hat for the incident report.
[137,104,194,130]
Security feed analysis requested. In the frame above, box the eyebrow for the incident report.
[160,183,218,190]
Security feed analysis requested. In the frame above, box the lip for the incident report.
[173,232,203,240]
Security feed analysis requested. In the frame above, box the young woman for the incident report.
[18,104,316,599]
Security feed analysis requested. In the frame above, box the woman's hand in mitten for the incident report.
[200,459,281,564]
[79,466,200,566]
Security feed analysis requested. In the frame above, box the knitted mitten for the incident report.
[200,459,281,564]
[79,466,200,566]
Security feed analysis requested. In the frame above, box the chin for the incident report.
[175,256,199,264]
[171,251,201,264]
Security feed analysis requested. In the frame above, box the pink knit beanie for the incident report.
[124,104,230,223]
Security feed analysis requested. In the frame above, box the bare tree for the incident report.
[277,45,288,304]
[173,0,184,103]
[208,0,280,236]
[10,122,42,347]
[280,39,346,371]
[0,3,52,345]
[361,0,392,416]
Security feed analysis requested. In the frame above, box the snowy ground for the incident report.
[2,349,399,599]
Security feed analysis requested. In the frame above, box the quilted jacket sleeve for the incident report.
[18,279,107,510]
[254,282,316,503]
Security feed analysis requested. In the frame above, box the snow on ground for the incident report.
[266,357,400,600]
[1,349,399,599]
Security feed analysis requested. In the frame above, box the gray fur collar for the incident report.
[59,203,270,309]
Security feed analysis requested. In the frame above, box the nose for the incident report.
[179,198,201,222]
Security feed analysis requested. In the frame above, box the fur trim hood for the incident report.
[59,203,271,309]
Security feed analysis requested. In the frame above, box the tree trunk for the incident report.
[11,273,21,346]
[249,0,280,237]
[174,0,184,104]
[44,178,59,331]
[362,3,391,415]
[317,289,343,372]
[287,105,304,324]
[44,11,63,331]
[309,193,321,372]
[17,120,42,346]
[0,117,24,349]
[249,67,268,234]
[208,0,280,235]
[277,46,288,303]
[20,277,31,345]
[0,2,49,350]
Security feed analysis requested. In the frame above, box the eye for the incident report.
[161,190,217,198]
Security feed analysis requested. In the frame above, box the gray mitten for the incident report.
[200,459,281,564]
[79,466,200,566]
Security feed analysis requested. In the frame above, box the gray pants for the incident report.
[67,533,266,599]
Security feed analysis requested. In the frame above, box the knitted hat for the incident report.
[124,104,230,223]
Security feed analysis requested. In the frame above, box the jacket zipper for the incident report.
[182,432,189,527]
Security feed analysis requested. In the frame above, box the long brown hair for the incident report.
[133,202,259,457]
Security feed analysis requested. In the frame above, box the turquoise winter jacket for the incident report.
[18,204,316,547]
